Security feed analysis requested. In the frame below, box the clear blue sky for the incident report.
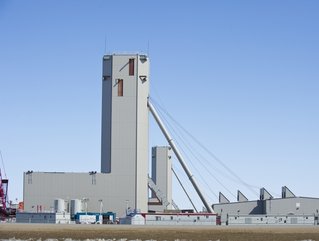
[0,1,318,210]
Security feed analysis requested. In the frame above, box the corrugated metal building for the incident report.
[144,213,217,225]
[213,186,319,224]
[16,212,70,224]
[228,214,316,225]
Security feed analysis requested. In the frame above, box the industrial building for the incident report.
[213,186,319,225]
[22,53,319,225]
[119,211,218,225]
[227,214,317,225]
[23,54,173,218]
[16,212,70,224]
[144,213,217,225]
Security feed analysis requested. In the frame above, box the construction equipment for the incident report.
[0,151,8,219]
[0,168,8,219]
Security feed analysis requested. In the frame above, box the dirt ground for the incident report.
[1,223,319,241]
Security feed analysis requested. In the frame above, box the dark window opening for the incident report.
[129,59,134,76]
[118,79,123,96]
[27,174,32,184]
[92,174,96,185]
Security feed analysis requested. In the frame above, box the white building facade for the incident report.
[101,54,150,213]
[23,54,150,217]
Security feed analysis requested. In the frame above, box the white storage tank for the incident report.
[70,199,82,216]
[54,198,65,213]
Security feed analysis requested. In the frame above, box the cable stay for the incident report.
[152,99,233,203]
[160,110,237,200]
[150,97,261,199]
[173,161,218,207]
[172,167,198,212]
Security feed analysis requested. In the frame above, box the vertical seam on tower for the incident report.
[135,54,138,210]
[109,56,113,173]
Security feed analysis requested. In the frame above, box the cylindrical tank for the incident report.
[70,199,82,216]
[54,198,65,213]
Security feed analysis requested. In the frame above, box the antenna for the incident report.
[147,40,150,57]
[104,34,107,54]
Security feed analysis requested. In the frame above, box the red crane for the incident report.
[0,170,6,207]
[0,169,9,219]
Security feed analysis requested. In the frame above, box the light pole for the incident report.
[66,197,70,214]
[98,199,103,215]
[125,200,129,215]
[98,199,103,224]
[82,198,89,215]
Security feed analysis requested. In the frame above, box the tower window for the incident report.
[118,79,123,96]
[129,59,134,76]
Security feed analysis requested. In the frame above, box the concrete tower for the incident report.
[149,146,172,212]
[101,54,150,212]
[23,54,151,217]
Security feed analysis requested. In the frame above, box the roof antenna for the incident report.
[147,40,150,57]
[104,34,107,54]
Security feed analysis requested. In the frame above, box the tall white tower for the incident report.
[101,54,149,212]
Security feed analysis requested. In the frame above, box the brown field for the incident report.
[1,223,319,241]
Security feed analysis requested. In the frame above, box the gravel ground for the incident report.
[1,223,319,241]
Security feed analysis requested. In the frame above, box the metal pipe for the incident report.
[148,99,214,213]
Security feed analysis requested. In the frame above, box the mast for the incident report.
[148,99,213,213]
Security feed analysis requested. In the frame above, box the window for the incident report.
[129,59,134,76]
[118,79,123,96]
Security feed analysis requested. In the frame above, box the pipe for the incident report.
[148,99,214,213]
